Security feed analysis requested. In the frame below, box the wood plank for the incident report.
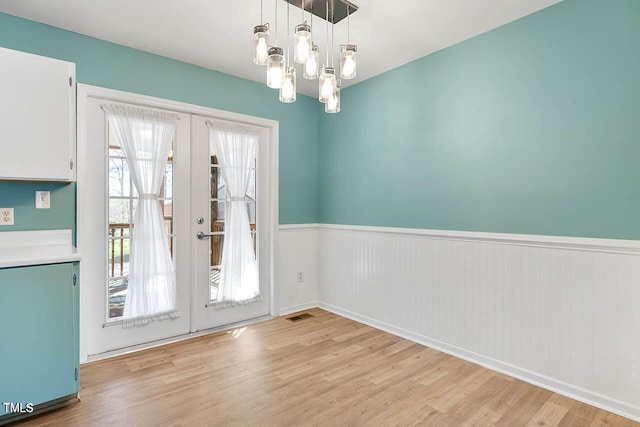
[525,401,569,427]
[11,309,638,426]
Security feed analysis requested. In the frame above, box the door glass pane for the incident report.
[108,158,131,197]
[163,201,173,234]
[211,165,226,200]
[251,231,257,255]
[108,235,129,319]
[164,163,173,199]
[109,199,131,224]
[210,234,224,269]
[209,267,221,301]
[107,235,130,276]
[247,169,256,200]
[108,278,128,318]
[247,201,256,226]
[211,200,225,224]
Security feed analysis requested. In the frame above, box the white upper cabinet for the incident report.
[0,47,76,181]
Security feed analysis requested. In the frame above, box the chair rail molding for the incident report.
[317,223,640,255]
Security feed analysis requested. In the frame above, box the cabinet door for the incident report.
[0,47,76,181]
[0,263,78,416]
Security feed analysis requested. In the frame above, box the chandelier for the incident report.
[253,0,359,113]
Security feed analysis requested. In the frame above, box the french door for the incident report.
[191,115,270,330]
[81,96,192,357]
[78,85,276,361]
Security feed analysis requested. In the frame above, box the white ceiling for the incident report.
[0,0,563,97]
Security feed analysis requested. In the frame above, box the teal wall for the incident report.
[0,12,318,229]
[3,0,639,239]
[0,182,75,233]
[318,0,640,240]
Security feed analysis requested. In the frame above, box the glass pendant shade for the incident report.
[267,47,285,89]
[279,66,297,103]
[294,23,312,64]
[303,44,320,80]
[340,44,357,79]
[319,67,336,103]
[251,0,351,113]
[326,80,341,113]
[253,24,270,65]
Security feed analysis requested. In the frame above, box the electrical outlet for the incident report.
[35,191,51,209]
[0,208,15,225]
[297,271,304,283]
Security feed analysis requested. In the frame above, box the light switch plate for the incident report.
[35,191,51,209]
[0,208,14,225]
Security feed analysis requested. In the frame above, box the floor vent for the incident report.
[286,313,314,322]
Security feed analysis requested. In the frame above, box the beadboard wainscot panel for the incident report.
[317,224,640,422]
[277,224,319,315]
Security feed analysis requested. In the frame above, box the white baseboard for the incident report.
[278,301,320,317]
[318,302,640,423]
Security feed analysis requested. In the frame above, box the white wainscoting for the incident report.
[277,224,319,315]
[317,224,640,422]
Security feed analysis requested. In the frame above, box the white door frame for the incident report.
[77,84,279,362]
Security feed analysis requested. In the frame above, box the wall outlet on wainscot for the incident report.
[0,208,15,225]
[296,271,304,283]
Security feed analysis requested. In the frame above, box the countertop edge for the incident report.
[0,254,81,269]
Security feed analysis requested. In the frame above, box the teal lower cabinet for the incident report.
[0,262,79,424]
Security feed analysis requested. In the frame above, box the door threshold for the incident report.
[84,314,274,364]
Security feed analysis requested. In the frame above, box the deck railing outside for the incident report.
[107,218,172,318]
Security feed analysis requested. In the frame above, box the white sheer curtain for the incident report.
[103,104,179,326]
[206,120,260,308]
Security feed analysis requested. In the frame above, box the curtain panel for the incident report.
[103,104,179,326]
[206,120,261,308]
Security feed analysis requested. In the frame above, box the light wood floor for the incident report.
[12,309,638,426]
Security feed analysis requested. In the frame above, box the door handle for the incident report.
[197,231,216,240]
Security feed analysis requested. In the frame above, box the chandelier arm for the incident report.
[325,0,329,66]
[331,0,335,67]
